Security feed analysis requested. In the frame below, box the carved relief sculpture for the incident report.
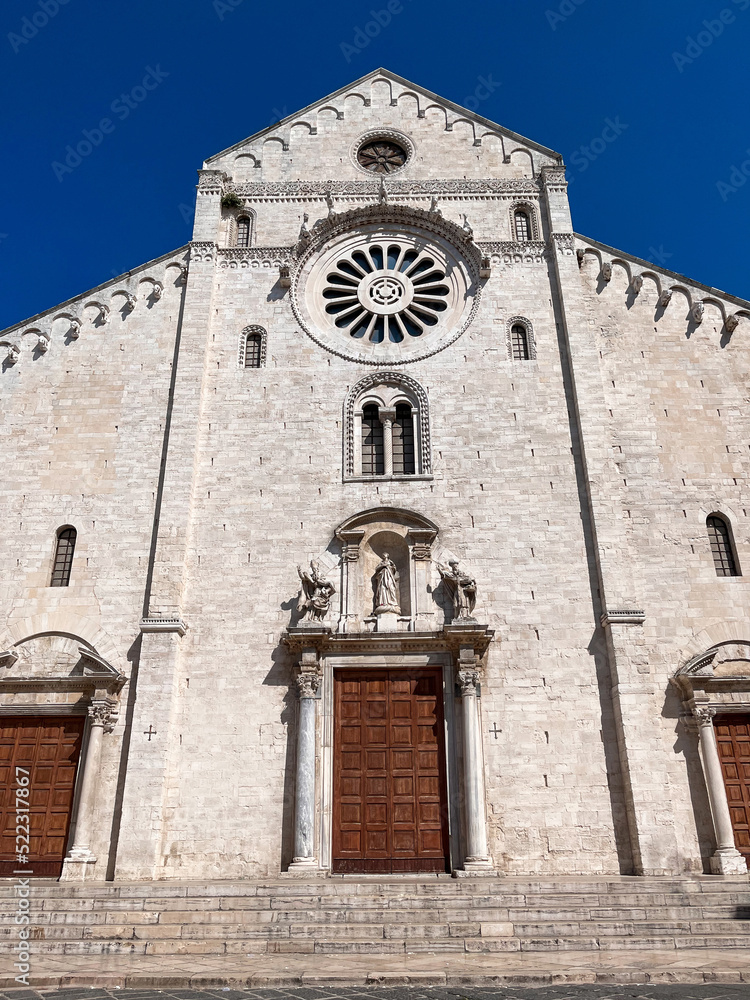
[437,559,477,623]
[296,561,336,623]
[373,553,400,615]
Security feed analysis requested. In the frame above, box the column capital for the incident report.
[457,668,480,697]
[335,528,366,562]
[378,407,397,424]
[689,700,716,727]
[295,670,321,699]
[88,699,118,733]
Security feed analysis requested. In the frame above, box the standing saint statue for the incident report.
[436,559,477,623]
[296,560,336,623]
[373,552,401,615]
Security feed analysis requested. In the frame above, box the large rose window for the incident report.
[322,241,450,344]
[293,220,479,365]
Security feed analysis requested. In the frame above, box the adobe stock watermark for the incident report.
[672,0,749,72]
[340,0,414,63]
[213,0,245,19]
[546,0,588,31]
[716,147,750,201]
[462,74,501,113]
[51,66,169,182]
[13,766,32,985]
[566,116,629,184]
[646,245,673,266]
[8,0,70,54]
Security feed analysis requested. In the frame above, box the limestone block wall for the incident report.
[0,250,186,872]
[577,249,750,872]
[143,187,625,878]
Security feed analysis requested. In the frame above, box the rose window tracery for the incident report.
[322,241,450,343]
[356,140,407,174]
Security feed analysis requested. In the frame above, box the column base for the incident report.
[710,848,748,875]
[60,851,98,881]
[287,857,320,876]
[455,856,495,877]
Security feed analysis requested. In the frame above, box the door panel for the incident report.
[716,715,750,862]
[0,716,85,877]
[333,668,449,874]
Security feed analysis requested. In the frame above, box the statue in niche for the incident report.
[296,561,336,623]
[436,559,477,623]
[373,553,401,615]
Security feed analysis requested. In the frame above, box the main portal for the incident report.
[332,668,449,873]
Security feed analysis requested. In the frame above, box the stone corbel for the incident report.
[69,319,81,339]
[336,528,365,562]
[690,301,705,324]
[659,288,673,308]
[279,265,291,288]
[122,293,137,313]
[480,256,492,279]
[139,617,188,636]
[725,314,739,334]
[601,609,645,628]
[600,262,612,282]
[407,529,437,562]
[630,274,643,295]
[5,344,20,364]
[37,332,50,353]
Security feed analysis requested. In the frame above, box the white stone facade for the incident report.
[1,69,749,882]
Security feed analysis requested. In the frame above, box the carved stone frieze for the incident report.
[198,170,227,193]
[477,241,548,257]
[217,247,296,270]
[231,179,541,199]
[190,242,216,263]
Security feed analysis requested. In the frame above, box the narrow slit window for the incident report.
[707,515,740,576]
[50,527,76,587]
[362,404,384,475]
[511,324,530,361]
[514,210,531,242]
[236,216,251,247]
[244,333,262,368]
[392,403,416,475]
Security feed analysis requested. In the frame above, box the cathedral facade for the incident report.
[1,70,749,883]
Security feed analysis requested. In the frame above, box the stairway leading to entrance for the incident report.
[1,875,748,961]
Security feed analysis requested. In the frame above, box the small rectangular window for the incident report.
[511,324,530,361]
[362,405,384,475]
[244,334,262,368]
[514,210,531,242]
[392,404,415,475]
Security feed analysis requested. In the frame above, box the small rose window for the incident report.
[357,139,407,174]
[322,241,450,344]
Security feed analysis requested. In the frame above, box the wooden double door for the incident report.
[716,715,750,863]
[333,668,450,873]
[0,716,85,877]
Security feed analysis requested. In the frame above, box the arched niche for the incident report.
[334,507,438,633]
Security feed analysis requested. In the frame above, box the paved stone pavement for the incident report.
[1,987,750,1000]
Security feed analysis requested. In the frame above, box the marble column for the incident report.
[60,701,111,878]
[289,665,320,872]
[379,407,396,475]
[692,705,748,875]
[457,650,493,873]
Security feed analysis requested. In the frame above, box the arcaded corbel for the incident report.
[122,293,136,313]
[97,304,110,324]
[691,301,705,324]
[462,214,474,240]
[37,332,50,353]
[178,264,188,285]
[150,281,163,300]
[576,248,585,266]
[630,274,643,294]
[659,288,673,308]
[600,262,612,282]
[725,314,739,333]
[279,265,291,288]
[69,318,81,339]
[480,256,492,279]
[5,343,20,364]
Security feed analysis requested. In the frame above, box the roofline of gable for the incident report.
[575,233,750,309]
[204,67,563,166]
[0,244,190,339]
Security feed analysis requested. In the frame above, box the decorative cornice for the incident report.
[600,609,646,627]
[139,617,188,637]
[282,625,494,658]
[217,246,296,269]
[477,240,547,257]
[189,242,216,264]
[229,179,541,199]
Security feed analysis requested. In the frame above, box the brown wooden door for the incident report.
[0,716,85,877]
[333,668,449,873]
[716,715,750,863]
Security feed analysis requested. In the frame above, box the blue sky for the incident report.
[2,0,749,330]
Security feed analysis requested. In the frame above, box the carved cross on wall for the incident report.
[144,725,157,741]
[488,723,502,740]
